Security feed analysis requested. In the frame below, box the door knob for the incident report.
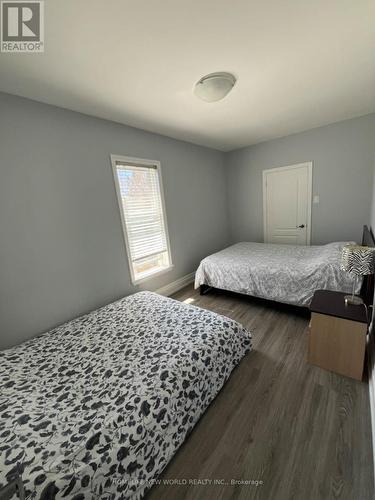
[297,224,305,228]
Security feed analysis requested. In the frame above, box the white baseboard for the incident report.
[155,272,195,297]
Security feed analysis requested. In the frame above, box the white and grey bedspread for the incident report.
[195,241,361,307]
[0,292,251,500]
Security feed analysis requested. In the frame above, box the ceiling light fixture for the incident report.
[194,72,236,103]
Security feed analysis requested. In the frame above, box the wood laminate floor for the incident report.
[146,285,374,500]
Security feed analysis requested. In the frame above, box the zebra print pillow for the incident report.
[341,245,375,276]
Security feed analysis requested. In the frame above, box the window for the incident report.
[111,155,173,284]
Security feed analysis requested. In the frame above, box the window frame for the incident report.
[110,154,173,285]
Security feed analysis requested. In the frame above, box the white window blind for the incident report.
[112,157,172,283]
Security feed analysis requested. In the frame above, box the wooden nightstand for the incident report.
[308,290,368,381]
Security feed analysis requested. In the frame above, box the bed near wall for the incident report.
[195,229,373,307]
[0,292,251,500]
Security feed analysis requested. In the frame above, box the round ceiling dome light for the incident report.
[194,72,236,102]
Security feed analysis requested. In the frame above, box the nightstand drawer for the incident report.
[308,312,367,380]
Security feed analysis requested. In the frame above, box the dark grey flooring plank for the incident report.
[146,285,373,500]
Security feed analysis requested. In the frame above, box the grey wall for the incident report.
[367,143,375,437]
[226,114,375,245]
[370,157,375,231]
[2,91,375,351]
[0,92,229,349]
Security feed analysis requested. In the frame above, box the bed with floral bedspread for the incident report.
[0,291,251,499]
[195,241,360,307]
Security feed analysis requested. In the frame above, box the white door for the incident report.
[263,162,312,245]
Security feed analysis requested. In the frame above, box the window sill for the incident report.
[132,264,174,286]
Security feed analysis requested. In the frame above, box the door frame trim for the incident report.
[262,161,313,245]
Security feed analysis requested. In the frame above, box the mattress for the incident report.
[0,291,251,500]
[195,241,361,307]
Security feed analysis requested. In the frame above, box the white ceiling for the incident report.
[0,0,374,151]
